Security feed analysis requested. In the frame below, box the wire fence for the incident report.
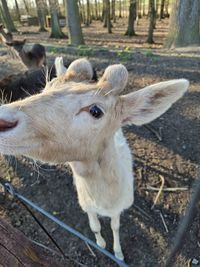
[0,177,200,267]
[1,182,129,267]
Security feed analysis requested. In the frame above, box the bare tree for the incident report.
[142,0,146,16]
[86,0,91,25]
[48,0,65,38]
[78,0,86,24]
[35,0,47,31]
[14,0,20,22]
[137,0,142,18]
[22,0,30,15]
[165,0,200,47]
[166,0,200,47]
[146,0,155,43]
[65,0,85,45]
[125,0,137,36]
[94,0,98,19]
[164,0,169,17]
[111,0,116,22]
[0,0,17,32]
[119,0,122,18]
[106,0,112,33]
[159,0,165,19]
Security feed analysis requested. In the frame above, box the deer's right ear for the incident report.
[118,79,189,126]
[64,58,93,82]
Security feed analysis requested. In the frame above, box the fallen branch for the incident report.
[142,186,188,192]
[159,211,169,233]
[151,175,165,209]
[144,125,162,141]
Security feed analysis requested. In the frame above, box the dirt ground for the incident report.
[0,18,200,267]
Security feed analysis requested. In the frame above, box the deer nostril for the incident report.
[0,119,18,132]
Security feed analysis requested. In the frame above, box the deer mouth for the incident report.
[0,119,18,132]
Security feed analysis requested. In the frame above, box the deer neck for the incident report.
[69,128,126,181]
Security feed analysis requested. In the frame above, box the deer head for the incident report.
[0,58,189,163]
[6,39,26,52]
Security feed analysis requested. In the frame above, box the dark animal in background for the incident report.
[6,40,47,70]
[0,24,13,45]
[0,24,15,57]
[0,59,97,103]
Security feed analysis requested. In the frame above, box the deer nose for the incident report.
[0,119,18,132]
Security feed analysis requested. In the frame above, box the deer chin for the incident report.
[0,141,39,157]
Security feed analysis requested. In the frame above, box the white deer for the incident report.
[0,58,189,260]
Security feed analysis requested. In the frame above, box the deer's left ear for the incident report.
[64,58,93,82]
[97,64,128,95]
[118,79,189,126]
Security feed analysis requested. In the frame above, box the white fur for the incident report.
[54,57,67,77]
[0,59,189,261]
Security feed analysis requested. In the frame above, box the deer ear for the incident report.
[54,57,67,77]
[64,58,93,82]
[97,64,128,95]
[118,79,189,126]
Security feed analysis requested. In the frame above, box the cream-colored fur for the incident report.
[54,57,67,77]
[0,58,189,260]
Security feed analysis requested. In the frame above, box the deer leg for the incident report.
[111,214,124,261]
[87,212,106,248]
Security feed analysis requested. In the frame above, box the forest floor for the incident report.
[0,18,200,267]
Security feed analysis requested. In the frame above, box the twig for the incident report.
[151,175,165,209]
[159,211,169,233]
[133,204,152,220]
[85,242,96,258]
[144,125,162,141]
[142,186,188,192]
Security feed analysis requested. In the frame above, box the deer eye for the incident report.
[89,105,104,119]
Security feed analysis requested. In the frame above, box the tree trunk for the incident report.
[0,0,17,32]
[106,0,112,33]
[164,0,169,17]
[65,0,85,45]
[125,0,136,36]
[85,0,91,25]
[94,0,98,19]
[103,0,107,26]
[142,0,146,16]
[137,0,142,18]
[49,0,65,38]
[79,0,86,24]
[98,0,101,20]
[155,0,159,16]
[35,0,47,31]
[0,218,64,267]
[22,0,30,15]
[165,0,200,48]
[159,0,165,19]
[146,0,155,43]
[111,0,116,22]
[119,0,122,18]
[14,0,21,22]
